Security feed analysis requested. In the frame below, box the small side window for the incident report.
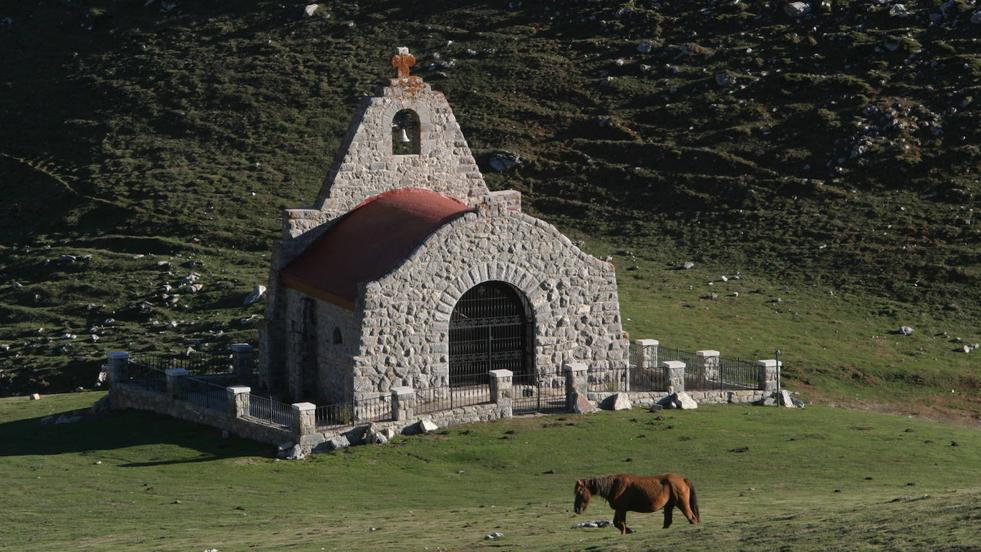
[332,327,343,345]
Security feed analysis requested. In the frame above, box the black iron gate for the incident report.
[449,282,531,386]
[511,372,567,414]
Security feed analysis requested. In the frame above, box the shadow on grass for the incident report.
[0,406,271,463]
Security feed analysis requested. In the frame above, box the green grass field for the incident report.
[2,392,979,551]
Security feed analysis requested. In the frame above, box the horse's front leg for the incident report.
[613,509,632,534]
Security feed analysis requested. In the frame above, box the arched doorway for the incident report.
[449,281,533,387]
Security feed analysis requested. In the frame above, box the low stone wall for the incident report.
[587,389,767,407]
[301,401,506,452]
[107,345,782,457]
[110,384,292,446]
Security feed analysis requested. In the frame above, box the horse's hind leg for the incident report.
[663,504,674,529]
[676,489,698,524]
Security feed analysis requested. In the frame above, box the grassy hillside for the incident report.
[1,392,980,551]
[0,1,978,415]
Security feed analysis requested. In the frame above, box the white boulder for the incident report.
[784,2,810,17]
[243,285,266,305]
[417,419,438,433]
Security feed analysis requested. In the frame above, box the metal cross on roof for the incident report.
[391,47,416,79]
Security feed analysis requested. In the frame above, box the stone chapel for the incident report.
[259,48,629,405]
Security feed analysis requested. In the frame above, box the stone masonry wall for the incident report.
[314,81,489,219]
[314,298,359,405]
[588,389,767,407]
[282,288,359,403]
[354,198,629,398]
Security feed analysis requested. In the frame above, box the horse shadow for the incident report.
[0,396,270,465]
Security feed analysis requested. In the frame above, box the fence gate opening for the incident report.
[449,282,532,387]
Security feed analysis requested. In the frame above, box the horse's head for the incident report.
[573,479,591,514]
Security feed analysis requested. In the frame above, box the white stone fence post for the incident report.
[165,368,188,398]
[662,361,685,393]
[391,386,416,421]
[695,350,720,384]
[629,339,660,391]
[563,362,588,408]
[631,339,659,369]
[227,386,251,419]
[292,402,316,439]
[757,360,782,392]
[489,370,513,417]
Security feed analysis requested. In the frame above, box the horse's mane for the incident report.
[587,475,616,499]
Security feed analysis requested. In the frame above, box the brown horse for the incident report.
[573,473,700,534]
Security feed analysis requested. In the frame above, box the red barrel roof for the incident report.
[280,188,474,309]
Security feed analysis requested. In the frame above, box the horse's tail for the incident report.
[685,478,700,523]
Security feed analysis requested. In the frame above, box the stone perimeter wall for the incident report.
[588,390,767,406]
[300,401,508,452]
[110,384,293,446]
[108,350,781,456]
[355,198,629,398]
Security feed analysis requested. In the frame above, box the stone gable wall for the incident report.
[315,82,489,219]
[354,207,629,397]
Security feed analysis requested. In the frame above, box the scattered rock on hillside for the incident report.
[572,520,613,529]
[488,151,521,173]
[286,444,307,460]
[889,4,911,17]
[680,261,695,270]
[604,393,632,411]
[30,392,41,400]
[899,326,914,336]
[778,390,797,408]
[972,10,981,24]
[417,419,438,433]
[304,3,319,17]
[637,41,653,53]
[784,2,810,18]
[658,392,698,410]
[484,532,504,540]
[243,285,266,305]
[676,392,698,409]
[366,428,389,445]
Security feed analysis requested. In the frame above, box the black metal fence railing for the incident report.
[659,347,699,370]
[512,377,566,413]
[129,351,235,376]
[248,394,295,429]
[314,394,394,429]
[685,355,763,391]
[583,346,771,393]
[123,358,168,393]
[587,368,626,393]
[174,376,228,412]
[415,384,492,415]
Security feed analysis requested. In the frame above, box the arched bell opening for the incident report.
[448,281,534,387]
[392,109,421,155]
